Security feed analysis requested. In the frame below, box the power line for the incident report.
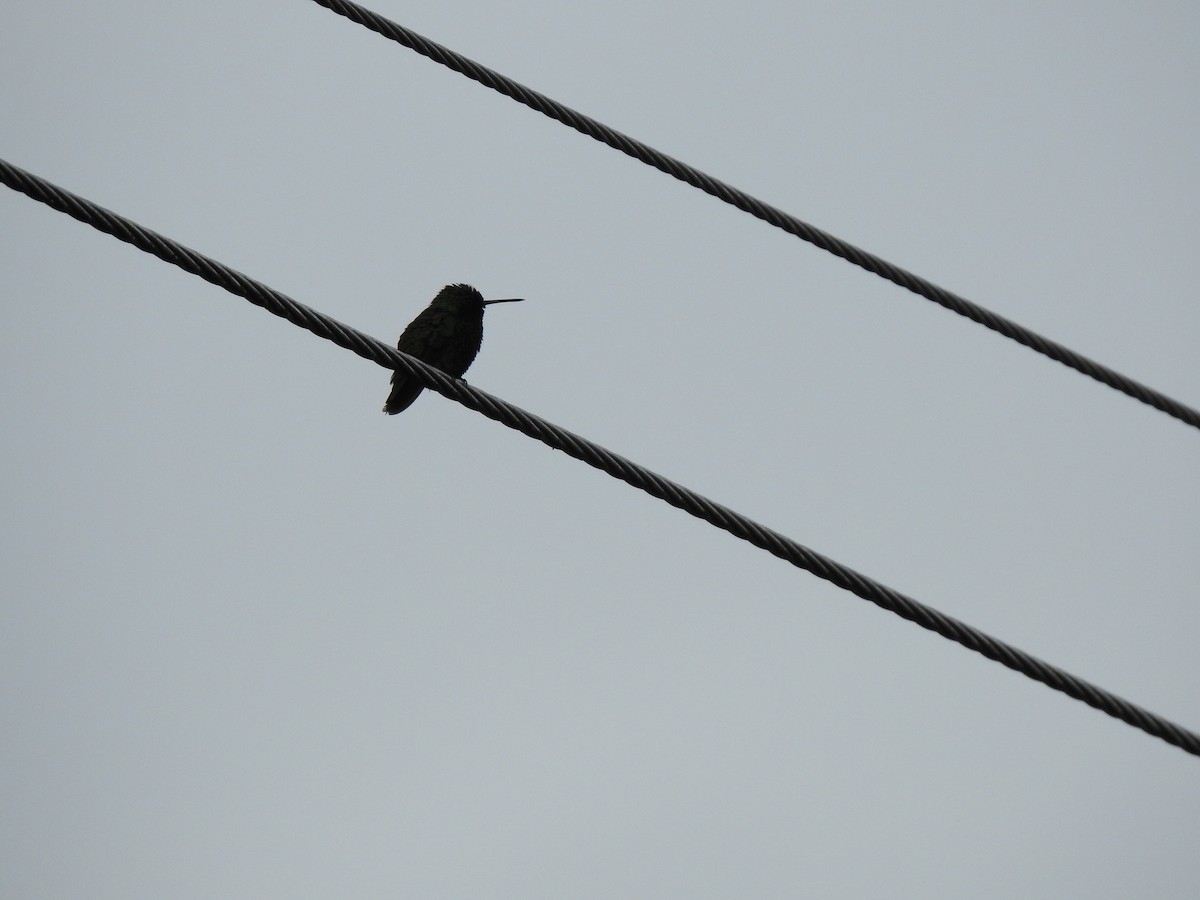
[3,156,1196,758]
[307,0,1200,433]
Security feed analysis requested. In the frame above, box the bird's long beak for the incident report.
[483,298,524,305]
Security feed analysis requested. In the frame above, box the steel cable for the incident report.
[3,156,1196,757]
[307,0,1200,432]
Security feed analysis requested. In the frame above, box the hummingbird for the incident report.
[382,283,524,415]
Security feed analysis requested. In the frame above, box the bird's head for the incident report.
[432,283,524,313]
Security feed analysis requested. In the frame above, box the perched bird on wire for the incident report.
[382,283,524,415]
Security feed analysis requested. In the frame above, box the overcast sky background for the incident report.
[3,2,1198,897]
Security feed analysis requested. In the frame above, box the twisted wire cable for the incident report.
[3,157,1196,757]
[308,0,1200,433]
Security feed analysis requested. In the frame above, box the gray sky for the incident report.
[3,2,1198,897]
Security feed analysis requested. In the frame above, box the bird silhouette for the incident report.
[382,283,523,415]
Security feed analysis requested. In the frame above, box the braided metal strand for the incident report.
[3,157,1197,757]
[308,0,1200,432]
